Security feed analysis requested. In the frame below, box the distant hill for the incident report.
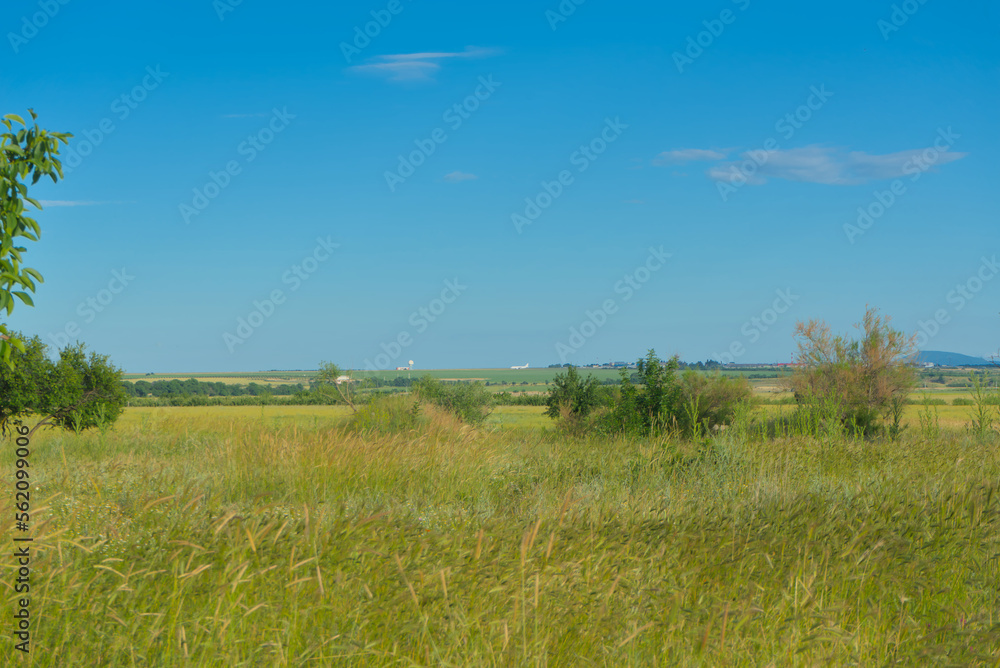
[916,350,993,367]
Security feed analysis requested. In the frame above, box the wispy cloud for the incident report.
[351,46,500,82]
[705,145,967,185]
[653,148,728,164]
[443,171,478,183]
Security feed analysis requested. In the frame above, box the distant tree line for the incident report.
[549,360,773,371]
[120,378,305,398]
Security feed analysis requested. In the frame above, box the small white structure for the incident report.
[510,362,529,370]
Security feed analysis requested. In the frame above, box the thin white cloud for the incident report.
[443,171,477,183]
[353,60,441,82]
[654,148,728,164]
[351,46,500,82]
[380,47,499,62]
[705,145,967,185]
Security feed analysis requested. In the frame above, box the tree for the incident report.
[790,306,916,435]
[1,110,71,367]
[545,365,599,420]
[0,332,126,436]
[313,361,363,409]
[602,349,682,436]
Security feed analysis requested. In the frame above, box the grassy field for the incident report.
[3,403,999,665]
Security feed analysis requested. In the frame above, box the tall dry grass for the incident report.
[1,404,998,665]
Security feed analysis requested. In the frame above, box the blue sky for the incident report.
[2,0,998,372]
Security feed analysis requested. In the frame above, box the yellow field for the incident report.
[106,395,987,435]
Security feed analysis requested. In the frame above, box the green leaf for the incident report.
[3,114,26,126]
[12,291,33,306]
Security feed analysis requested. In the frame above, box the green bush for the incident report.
[347,394,421,434]
[494,392,546,407]
[595,350,682,437]
[0,333,126,434]
[952,398,974,406]
[676,372,754,437]
[413,376,492,426]
[545,366,599,420]
[908,397,946,406]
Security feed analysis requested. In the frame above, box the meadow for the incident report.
[2,400,999,665]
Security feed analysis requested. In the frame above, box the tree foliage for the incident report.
[545,365,600,420]
[790,306,916,435]
[413,375,493,426]
[1,110,71,367]
[312,361,362,409]
[599,350,683,436]
[0,332,126,435]
[546,350,755,439]
[677,371,754,437]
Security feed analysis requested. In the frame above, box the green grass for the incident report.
[3,406,999,665]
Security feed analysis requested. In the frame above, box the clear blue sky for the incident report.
[3,0,998,372]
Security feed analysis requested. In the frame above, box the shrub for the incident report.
[676,372,754,437]
[494,392,546,407]
[347,394,422,434]
[413,376,493,426]
[597,350,682,437]
[909,397,947,406]
[545,366,599,420]
[790,306,916,437]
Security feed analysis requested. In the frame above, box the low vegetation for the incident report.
[546,350,753,438]
[4,405,998,664]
